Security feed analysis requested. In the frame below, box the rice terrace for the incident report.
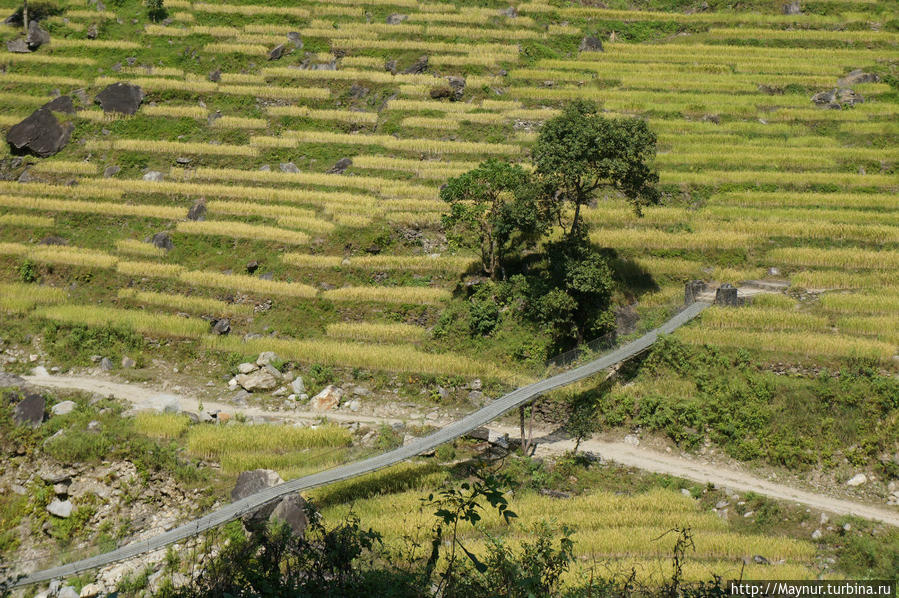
[0,0,897,595]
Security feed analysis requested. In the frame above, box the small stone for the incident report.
[715,500,729,509]
[579,35,603,52]
[237,369,280,392]
[286,32,302,47]
[327,157,352,174]
[99,357,113,371]
[175,156,191,165]
[348,399,361,412]
[846,473,867,487]
[310,385,342,410]
[279,162,299,173]
[121,356,135,369]
[211,318,230,335]
[148,231,173,251]
[256,351,279,366]
[31,365,49,376]
[268,44,286,60]
[103,165,120,178]
[743,511,754,518]
[87,420,101,431]
[208,69,221,83]
[386,14,408,24]
[681,488,692,497]
[623,434,640,446]
[47,498,73,518]
[842,523,851,532]
[51,401,77,416]
[291,377,305,394]
[142,170,164,182]
[238,362,258,374]
[811,529,823,540]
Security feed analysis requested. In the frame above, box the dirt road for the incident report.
[25,373,899,527]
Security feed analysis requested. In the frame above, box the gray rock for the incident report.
[237,369,280,392]
[43,95,76,115]
[211,318,230,335]
[579,35,603,52]
[0,371,26,388]
[103,165,120,178]
[149,393,181,414]
[57,587,79,598]
[714,283,739,306]
[812,87,863,108]
[286,32,302,47]
[51,400,77,416]
[14,393,45,427]
[429,86,453,100]
[327,157,352,174]
[782,0,801,14]
[258,164,270,171]
[290,376,305,395]
[752,554,769,565]
[79,582,103,597]
[7,38,30,53]
[187,198,206,221]
[347,399,361,412]
[465,427,490,442]
[176,156,191,165]
[279,162,299,173]
[386,13,408,24]
[148,231,173,251]
[31,365,49,376]
[99,357,113,371]
[6,107,74,157]
[624,434,640,446]
[121,356,135,368]
[246,260,259,273]
[26,20,50,50]
[86,23,98,39]
[142,170,164,182]
[208,68,221,83]
[87,420,101,431]
[110,62,122,72]
[268,44,286,61]
[446,76,466,100]
[238,362,258,374]
[715,500,729,509]
[232,469,283,502]
[402,55,428,75]
[811,529,823,540]
[500,5,517,17]
[846,473,867,487]
[95,82,144,115]
[40,469,71,484]
[384,59,397,74]
[47,498,73,518]
[268,493,308,536]
[207,110,222,125]
[681,488,692,497]
[310,385,342,410]
[837,69,878,87]
[352,385,370,397]
[256,351,278,366]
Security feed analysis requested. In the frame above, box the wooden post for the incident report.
[23,0,28,33]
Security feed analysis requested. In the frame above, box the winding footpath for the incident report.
[11,301,898,587]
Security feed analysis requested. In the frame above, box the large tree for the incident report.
[533,99,660,239]
[440,159,544,281]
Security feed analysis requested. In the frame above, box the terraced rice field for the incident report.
[0,0,896,385]
[316,463,824,582]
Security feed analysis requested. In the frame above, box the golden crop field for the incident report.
[0,0,896,387]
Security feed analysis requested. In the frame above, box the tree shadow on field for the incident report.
[598,247,660,300]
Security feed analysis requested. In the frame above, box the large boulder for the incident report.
[837,69,879,87]
[47,498,73,518]
[309,385,342,410]
[25,20,50,50]
[6,38,30,53]
[210,318,230,335]
[187,198,206,221]
[95,82,144,115]
[236,368,280,392]
[579,35,603,52]
[43,95,76,115]
[0,371,27,388]
[811,88,863,109]
[231,469,308,536]
[6,107,73,157]
[147,231,173,251]
[268,44,286,61]
[13,392,45,427]
[231,469,283,502]
[327,157,352,174]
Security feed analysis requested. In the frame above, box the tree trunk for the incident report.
[23,0,28,33]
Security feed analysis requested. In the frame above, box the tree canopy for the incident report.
[440,159,543,281]
[533,99,660,238]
